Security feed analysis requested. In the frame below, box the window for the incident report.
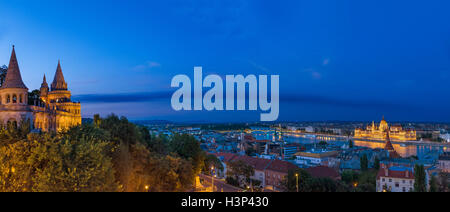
[382,178,385,182]
[12,94,17,103]
[402,180,405,183]
[389,179,392,182]
[6,95,10,103]
[395,183,399,188]
[402,187,406,192]
[19,94,22,103]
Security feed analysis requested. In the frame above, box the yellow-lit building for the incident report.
[354,117,416,141]
[0,46,81,132]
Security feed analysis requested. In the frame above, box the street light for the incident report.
[211,166,215,192]
[144,185,149,192]
[295,173,299,192]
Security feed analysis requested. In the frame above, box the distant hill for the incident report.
[132,120,174,125]
[82,118,93,124]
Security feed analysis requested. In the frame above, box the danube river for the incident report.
[283,133,449,158]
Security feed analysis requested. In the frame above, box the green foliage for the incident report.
[0,131,117,192]
[227,160,254,187]
[0,114,207,192]
[348,140,354,148]
[437,172,450,192]
[429,175,437,192]
[93,114,101,127]
[414,164,427,192]
[360,154,368,171]
[341,170,359,184]
[318,141,328,146]
[30,137,118,192]
[225,176,240,187]
[282,168,349,192]
[169,134,205,175]
[340,169,377,192]
[203,154,223,174]
[282,168,311,192]
[374,157,380,170]
[28,89,40,105]
[0,65,6,87]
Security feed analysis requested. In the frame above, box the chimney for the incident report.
[384,168,388,176]
[405,171,409,178]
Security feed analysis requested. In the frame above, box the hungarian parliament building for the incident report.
[0,46,81,132]
[354,117,416,141]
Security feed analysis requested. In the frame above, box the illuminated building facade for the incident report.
[354,116,416,141]
[0,46,81,132]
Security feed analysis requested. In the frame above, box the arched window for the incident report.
[12,94,17,103]
[19,94,23,103]
[0,95,2,104]
[6,95,10,103]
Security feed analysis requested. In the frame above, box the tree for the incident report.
[360,154,368,171]
[414,164,427,192]
[281,168,311,192]
[437,172,450,192]
[341,170,359,185]
[318,141,328,146]
[145,154,195,192]
[169,134,205,175]
[31,138,118,192]
[227,160,254,187]
[429,175,437,192]
[0,65,7,87]
[93,114,101,127]
[28,89,40,106]
[203,154,223,175]
[0,113,209,192]
[374,157,380,170]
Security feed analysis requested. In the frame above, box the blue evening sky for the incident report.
[0,0,449,122]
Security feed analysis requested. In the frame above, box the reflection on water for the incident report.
[283,134,417,157]
[353,139,416,158]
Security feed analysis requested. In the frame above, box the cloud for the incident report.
[73,91,172,103]
[73,91,416,111]
[303,68,322,80]
[133,61,161,71]
[280,94,415,110]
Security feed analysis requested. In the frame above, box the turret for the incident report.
[51,60,68,91]
[40,74,49,101]
[0,45,29,105]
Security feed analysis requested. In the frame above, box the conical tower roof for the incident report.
[51,60,67,91]
[384,130,395,151]
[41,74,49,88]
[1,46,28,89]
[41,74,48,87]
[384,130,401,158]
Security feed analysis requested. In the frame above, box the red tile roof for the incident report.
[211,153,298,174]
[211,153,238,163]
[376,168,414,180]
[233,155,272,171]
[266,160,298,174]
[306,166,340,180]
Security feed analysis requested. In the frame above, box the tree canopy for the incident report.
[0,114,206,192]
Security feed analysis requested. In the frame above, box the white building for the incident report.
[376,165,414,192]
[305,126,315,133]
[294,150,339,167]
[440,133,450,143]
[438,153,450,173]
